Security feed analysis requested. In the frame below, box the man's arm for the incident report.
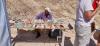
[84,7,100,22]
[84,3,100,22]
[91,5,100,17]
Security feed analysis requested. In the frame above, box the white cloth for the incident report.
[0,0,11,46]
[76,0,94,26]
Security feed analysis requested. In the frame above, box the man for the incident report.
[35,7,52,38]
[0,0,11,46]
[74,0,94,46]
[92,0,100,46]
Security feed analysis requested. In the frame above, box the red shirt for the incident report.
[92,0,99,10]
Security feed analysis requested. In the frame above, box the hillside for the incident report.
[7,0,100,28]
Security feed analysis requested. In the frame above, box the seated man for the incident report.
[35,7,53,38]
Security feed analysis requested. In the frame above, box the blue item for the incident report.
[0,0,11,46]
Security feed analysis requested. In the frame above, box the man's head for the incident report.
[44,7,51,16]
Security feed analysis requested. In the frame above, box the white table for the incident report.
[15,21,67,46]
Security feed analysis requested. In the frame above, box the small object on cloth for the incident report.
[68,23,73,30]
[60,25,64,28]
[15,22,24,29]
[50,29,61,38]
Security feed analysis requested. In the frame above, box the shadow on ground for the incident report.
[11,29,97,46]
[12,29,59,42]
[11,29,74,46]
[64,37,73,46]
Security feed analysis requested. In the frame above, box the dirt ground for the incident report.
[10,27,97,46]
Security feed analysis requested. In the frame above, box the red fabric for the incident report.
[92,0,99,10]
